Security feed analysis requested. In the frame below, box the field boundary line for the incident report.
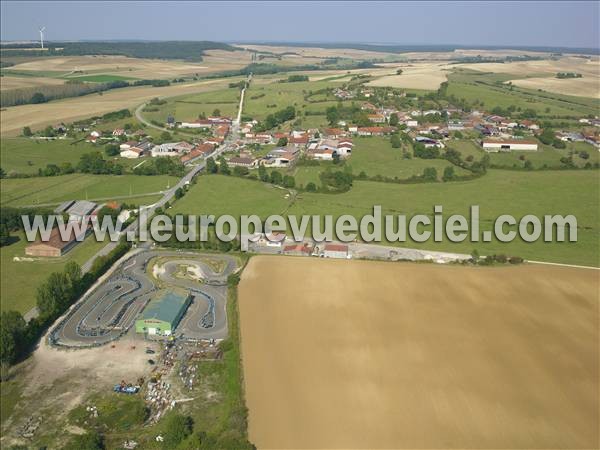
[527,260,600,270]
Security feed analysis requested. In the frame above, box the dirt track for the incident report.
[239,256,599,449]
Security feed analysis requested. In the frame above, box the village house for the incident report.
[519,120,539,131]
[173,141,195,153]
[245,133,273,144]
[361,102,378,111]
[283,242,314,256]
[208,116,232,125]
[583,133,599,147]
[355,126,394,136]
[121,141,153,158]
[112,128,126,137]
[180,143,215,164]
[307,147,334,160]
[119,141,138,151]
[415,136,445,148]
[448,120,465,131]
[262,148,298,168]
[228,157,256,168]
[323,128,347,139]
[205,136,225,146]
[556,131,585,142]
[180,119,212,128]
[323,243,350,259]
[214,124,230,138]
[86,130,102,143]
[367,113,386,124]
[151,142,179,157]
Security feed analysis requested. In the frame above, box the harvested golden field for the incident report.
[0,78,237,135]
[239,257,599,449]
[367,62,452,89]
[237,44,401,61]
[459,56,600,98]
[6,51,252,79]
[511,76,600,98]
[0,75,66,91]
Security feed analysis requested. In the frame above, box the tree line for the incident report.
[0,239,131,378]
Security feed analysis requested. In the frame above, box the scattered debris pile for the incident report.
[17,416,42,439]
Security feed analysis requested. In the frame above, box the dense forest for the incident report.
[0,40,235,60]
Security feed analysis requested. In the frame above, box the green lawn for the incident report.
[141,88,241,123]
[0,138,101,175]
[0,231,107,313]
[171,174,292,218]
[348,137,471,179]
[488,142,599,169]
[445,139,486,159]
[0,174,178,207]
[173,171,599,267]
[244,79,339,121]
[0,378,23,427]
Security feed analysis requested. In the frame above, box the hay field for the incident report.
[0,75,65,91]
[367,62,452,89]
[239,257,599,449]
[510,76,600,98]
[459,56,600,98]
[6,50,252,79]
[0,78,236,136]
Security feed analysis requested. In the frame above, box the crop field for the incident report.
[367,62,453,90]
[4,51,253,80]
[141,87,240,123]
[459,56,600,98]
[239,256,599,449]
[0,173,176,206]
[0,231,107,314]
[0,77,238,136]
[237,44,402,61]
[0,75,66,91]
[0,137,101,174]
[174,170,599,266]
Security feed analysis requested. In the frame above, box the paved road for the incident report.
[80,74,251,274]
[50,250,238,347]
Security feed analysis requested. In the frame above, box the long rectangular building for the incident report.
[481,139,538,152]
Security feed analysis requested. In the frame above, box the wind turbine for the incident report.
[39,27,45,49]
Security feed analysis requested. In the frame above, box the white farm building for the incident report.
[481,139,538,152]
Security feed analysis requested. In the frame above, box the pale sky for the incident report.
[1,1,598,49]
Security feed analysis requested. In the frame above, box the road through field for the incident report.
[239,256,599,449]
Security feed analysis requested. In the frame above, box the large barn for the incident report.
[25,226,86,257]
[135,289,192,336]
[481,139,539,152]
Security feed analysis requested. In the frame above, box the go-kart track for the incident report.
[49,250,238,348]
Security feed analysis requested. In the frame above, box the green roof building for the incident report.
[135,289,192,336]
